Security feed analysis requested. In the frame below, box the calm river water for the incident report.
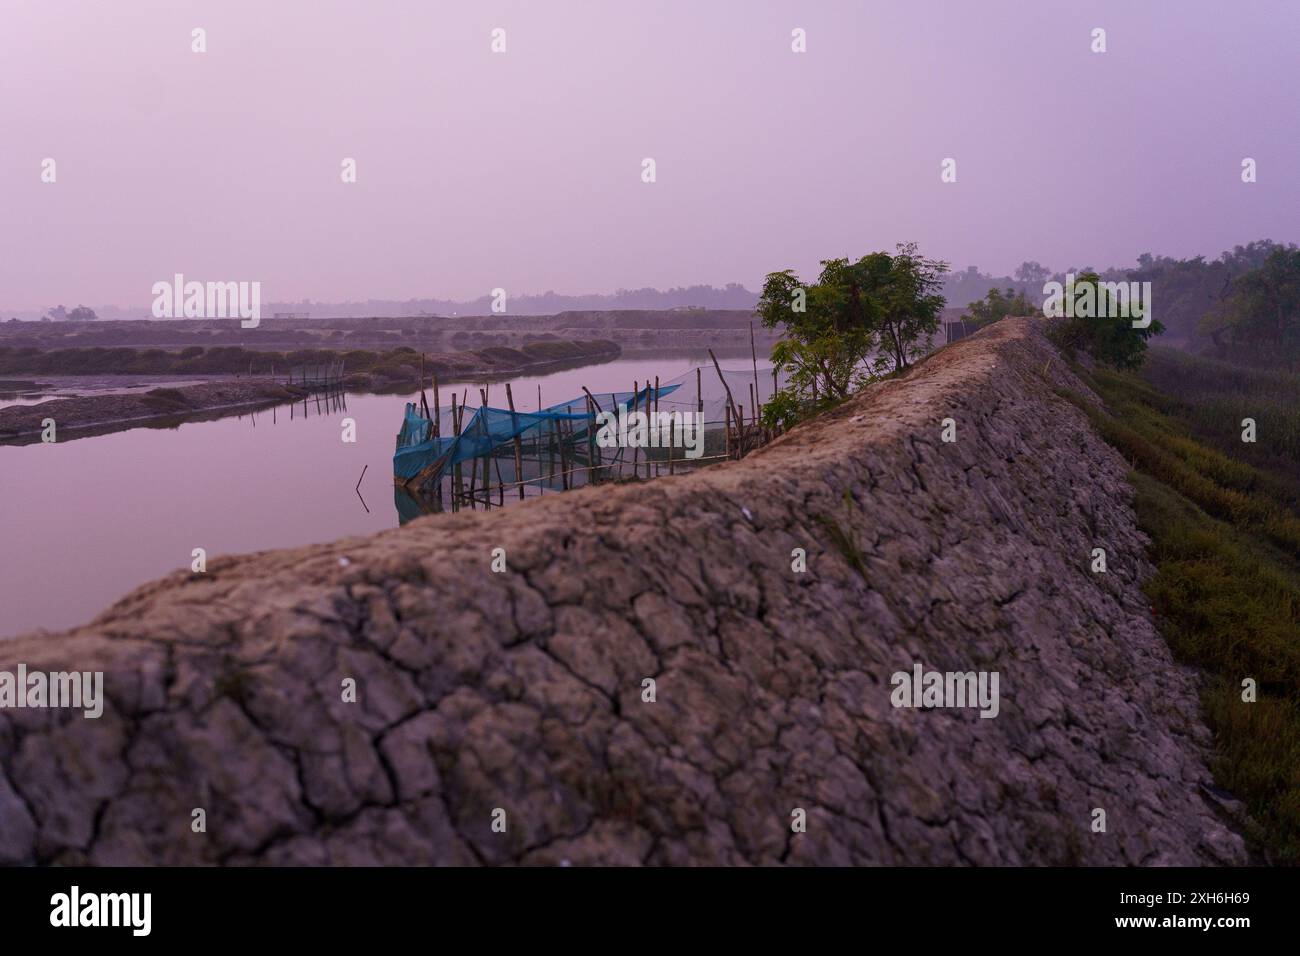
[0,350,768,637]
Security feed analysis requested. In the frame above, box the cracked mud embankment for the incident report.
[0,319,1247,865]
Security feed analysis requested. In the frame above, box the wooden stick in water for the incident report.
[631,381,640,479]
[583,395,594,486]
[581,387,606,485]
[451,393,461,511]
[558,418,570,490]
[654,375,660,477]
[707,348,738,424]
[667,399,675,476]
[478,390,490,509]
[548,417,556,484]
[505,382,525,501]
[432,374,441,440]
[420,354,428,417]
[431,374,442,509]
[581,386,605,415]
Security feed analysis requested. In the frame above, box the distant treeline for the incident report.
[8,241,1295,367]
[3,286,765,322]
[954,240,1299,363]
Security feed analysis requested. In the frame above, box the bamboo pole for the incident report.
[558,418,570,490]
[585,395,596,486]
[432,375,440,439]
[505,383,525,501]
[667,402,675,476]
[420,355,431,420]
[479,388,491,509]
[708,349,739,455]
[750,321,760,421]
[748,382,756,451]
[451,393,462,511]
[581,387,606,484]
[462,400,473,504]
[708,348,738,410]
[654,375,660,477]
[631,380,640,479]
[432,374,442,509]
[547,415,555,485]
[461,385,469,505]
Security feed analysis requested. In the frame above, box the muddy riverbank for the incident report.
[0,380,308,443]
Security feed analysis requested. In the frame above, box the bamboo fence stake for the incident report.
[654,375,660,477]
[631,381,640,479]
[505,382,525,500]
[432,374,440,439]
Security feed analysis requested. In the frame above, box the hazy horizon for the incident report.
[2,0,1297,312]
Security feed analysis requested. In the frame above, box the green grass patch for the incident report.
[1064,356,1300,863]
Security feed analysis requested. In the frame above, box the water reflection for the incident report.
[1,351,765,637]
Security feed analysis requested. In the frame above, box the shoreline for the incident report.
[0,380,309,444]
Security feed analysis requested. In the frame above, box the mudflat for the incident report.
[0,379,306,442]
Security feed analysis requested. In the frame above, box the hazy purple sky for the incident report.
[1,0,1296,311]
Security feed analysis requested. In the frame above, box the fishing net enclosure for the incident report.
[395,384,681,484]
[393,362,791,513]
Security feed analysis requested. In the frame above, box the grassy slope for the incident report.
[1060,348,1300,863]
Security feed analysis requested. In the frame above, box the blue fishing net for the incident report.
[394,384,680,484]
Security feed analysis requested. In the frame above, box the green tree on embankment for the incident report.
[963,287,1037,328]
[1045,271,1164,369]
[757,242,948,430]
